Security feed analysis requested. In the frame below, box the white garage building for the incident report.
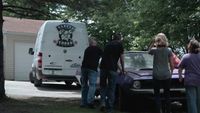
[3,17,44,81]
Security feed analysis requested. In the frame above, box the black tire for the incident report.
[117,86,130,112]
[76,83,81,88]
[34,77,42,87]
[29,72,34,83]
[65,81,73,86]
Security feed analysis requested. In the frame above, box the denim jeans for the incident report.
[185,86,200,113]
[153,78,171,113]
[80,68,98,106]
[100,69,118,111]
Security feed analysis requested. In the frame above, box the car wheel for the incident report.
[117,86,131,112]
[34,77,42,87]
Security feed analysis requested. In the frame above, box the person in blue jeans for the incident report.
[99,33,125,113]
[80,38,102,108]
[178,39,200,113]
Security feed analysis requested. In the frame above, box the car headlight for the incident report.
[133,81,141,89]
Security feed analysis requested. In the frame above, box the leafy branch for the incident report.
[3,5,60,19]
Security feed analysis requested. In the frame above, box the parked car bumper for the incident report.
[121,87,186,101]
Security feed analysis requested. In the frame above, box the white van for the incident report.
[28,20,89,87]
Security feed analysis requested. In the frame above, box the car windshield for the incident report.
[124,51,153,70]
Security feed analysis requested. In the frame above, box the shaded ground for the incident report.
[4,81,187,113]
[0,97,126,113]
[0,96,187,113]
[119,95,187,113]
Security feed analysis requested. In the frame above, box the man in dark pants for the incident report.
[80,38,102,108]
[99,33,125,113]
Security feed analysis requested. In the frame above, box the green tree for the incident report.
[3,0,62,19]
[3,0,200,51]
[3,0,138,50]
[131,0,200,52]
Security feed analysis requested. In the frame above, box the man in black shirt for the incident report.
[80,38,102,108]
[100,33,125,113]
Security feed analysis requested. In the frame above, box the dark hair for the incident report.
[111,33,122,41]
[188,39,200,54]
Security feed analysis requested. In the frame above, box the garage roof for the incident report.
[3,16,45,34]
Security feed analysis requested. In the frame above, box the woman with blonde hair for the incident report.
[154,33,169,47]
[149,33,174,113]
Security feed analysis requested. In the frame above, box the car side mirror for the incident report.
[28,48,34,55]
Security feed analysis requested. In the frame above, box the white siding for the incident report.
[4,32,36,80]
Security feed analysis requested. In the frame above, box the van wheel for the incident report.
[29,72,34,84]
[65,81,73,86]
[76,83,81,88]
[34,78,42,87]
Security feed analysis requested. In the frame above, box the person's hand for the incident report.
[120,70,127,76]
[179,75,183,82]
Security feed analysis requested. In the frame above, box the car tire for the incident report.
[117,86,130,112]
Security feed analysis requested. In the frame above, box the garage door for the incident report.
[15,42,34,81]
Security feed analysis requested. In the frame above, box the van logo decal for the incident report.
[70,63,81,68]
[56,24,76,47]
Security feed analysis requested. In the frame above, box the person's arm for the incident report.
[119,53,125,75]
[117,62,122,73]
[169,53,175,76]
[178,55,186,83]
[148,38,156,51]
[198,48,200,52]
[148,39,157,55]
[178,67,184,82]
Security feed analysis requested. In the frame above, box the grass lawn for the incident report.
[0,97,126,113]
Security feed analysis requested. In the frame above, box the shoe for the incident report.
[100,105,106,112]
[80,104,87,108]
[87,103,95,109]
[106,107,113,113]
[107,110,113,113]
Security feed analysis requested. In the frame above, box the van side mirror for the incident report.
[28,48,34,55]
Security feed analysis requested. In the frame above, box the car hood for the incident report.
[125,68,181,80]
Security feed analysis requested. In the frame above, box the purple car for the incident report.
[116,51,185,111]
[119,51,184,93]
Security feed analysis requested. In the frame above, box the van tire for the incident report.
[65,81,73,86]
[34,78,42,87]
[76,83,81,88]
[29,72,34,83]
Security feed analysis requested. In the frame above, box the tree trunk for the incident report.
[0,0,6,99]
